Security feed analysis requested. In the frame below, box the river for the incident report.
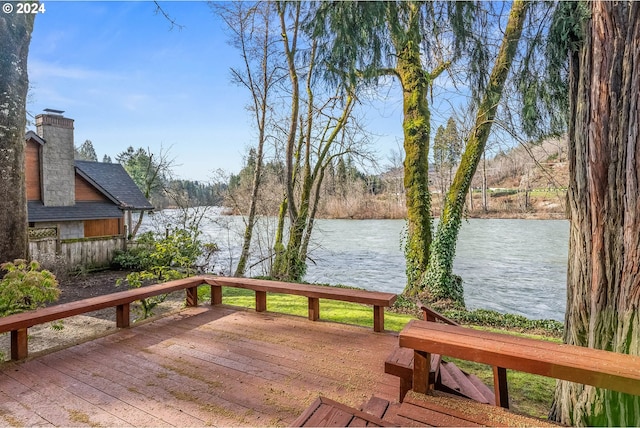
[303,218,568,321]
[144,211,569,321]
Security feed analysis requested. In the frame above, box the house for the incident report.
[25,110,153,269]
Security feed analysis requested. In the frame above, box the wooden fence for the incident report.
[29,233,125,271]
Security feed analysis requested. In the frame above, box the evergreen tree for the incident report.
[545,2,640,425]
[75,140,98,161]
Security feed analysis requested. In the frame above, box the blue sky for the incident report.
[27,1,458,182]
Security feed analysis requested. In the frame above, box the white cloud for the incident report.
[28,59,123,81]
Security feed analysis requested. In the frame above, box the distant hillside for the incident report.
[431,137,569,219]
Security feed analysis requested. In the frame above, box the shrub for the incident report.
[111,232,155,270]
[443,308,563,337]
[117,228,217,320]
[0,259,60,317]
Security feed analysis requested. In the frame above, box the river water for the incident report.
[303,219,568,321]
[145,211,569,321]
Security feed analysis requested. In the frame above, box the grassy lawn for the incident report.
[197,285,555,420]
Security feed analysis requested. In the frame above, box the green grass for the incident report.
[202,286,415,332]
[196,285,555,420]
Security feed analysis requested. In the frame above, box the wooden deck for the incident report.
[0,305,399,426]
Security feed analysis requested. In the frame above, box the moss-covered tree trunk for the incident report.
[421,0,529,306]
[0,12,35,263]
[398,49,433,295]
[395,2,436,296]
[549,2,640,425]
[271,198,288,277]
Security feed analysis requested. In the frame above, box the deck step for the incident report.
[386,347,494,405]
[360,396,391,419]
[384,347,441,381]
[465,369,496,404]
[437,361,492,404]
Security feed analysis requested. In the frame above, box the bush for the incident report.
[443,308,563,337]
[0,259,60,317]
[111,232,155,270]
[117,228,217,320]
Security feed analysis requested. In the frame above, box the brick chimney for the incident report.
[35,110,75,206]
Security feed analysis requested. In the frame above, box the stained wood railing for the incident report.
[1,275,397,361]
[399,319,640,408]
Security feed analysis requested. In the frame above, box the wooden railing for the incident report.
[399,319,640,408]
[1,276,397,361]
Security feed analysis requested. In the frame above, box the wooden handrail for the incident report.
[416,300,459,326]
[1,275,397,361]
[0,276,204,360]
[400,320,640,408]
[414,302,510,406]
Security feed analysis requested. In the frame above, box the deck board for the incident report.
[0,304,399,426]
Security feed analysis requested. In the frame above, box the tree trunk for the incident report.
[396,4,436,295]
[233,4,271,277]
[482,152,488,212]
[550,2,640,426]
[421,0,529,305]
[0,12,35,264]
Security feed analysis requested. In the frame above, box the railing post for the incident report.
[493,366,509,408]
[211,284,222,305]
[186,286,198,307]
[413,350,431,394]
[373,306,385,332]
[308,297,320,321]
[255,291,267,312]
[116,303,130,328]
[11,328,28,360]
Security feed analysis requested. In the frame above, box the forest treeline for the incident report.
[75,132,568,220]
[226,136,568,220]
[75,141,226,209]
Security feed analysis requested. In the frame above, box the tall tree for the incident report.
[116,146,174,238]
[0,12,36,263]
[432,125,449,199]
[548,2,640,425]
[432,117,463,202]
[423,0,530,305]
[308,1,477,293]
[216,1,279,277]
[271,2,362,280]
[75,139,98,161]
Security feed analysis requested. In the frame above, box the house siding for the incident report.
[36,221,84,240]
[26,140,41,201]
[84,218,121,237]
[76,175,109,202]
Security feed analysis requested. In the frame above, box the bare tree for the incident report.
[116,146,175,238]
[216,2,281,277]
[270,2,370,280]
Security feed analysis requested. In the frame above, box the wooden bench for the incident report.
[203,276,397,332]
[399,319,640,408]
[0,277,204,360]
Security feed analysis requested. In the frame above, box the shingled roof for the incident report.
[28,201,124,222]
[75,161,154,211]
